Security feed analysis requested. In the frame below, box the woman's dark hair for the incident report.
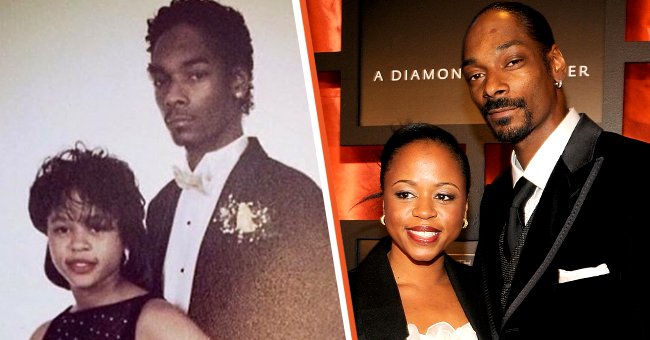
[464,2,556,66]
[146,0,254,114]
[357,123,471,205]
[28,142,151,290]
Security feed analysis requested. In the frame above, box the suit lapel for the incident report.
[220,138,263,201]
[190,139,258,283]
[158,185,182,254]
[354,238,408,340]
[188,138,275,325]
[503,114,603,326]
[148,182,181,295]
[479,174,511,319]
[515,114,602,276]
[446,256,492,339]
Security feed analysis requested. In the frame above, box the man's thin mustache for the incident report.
[481,98,527,116]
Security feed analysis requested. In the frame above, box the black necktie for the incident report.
[507,177,536,255]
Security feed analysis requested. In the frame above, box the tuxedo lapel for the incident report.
[146,181,181,295]
[157,185,182,252]
[188,138,266,320]
[514,114,602,283]
[512,162,573,283]
[215,137,265,207]
[502,114,604,327]
[504,156,604,327]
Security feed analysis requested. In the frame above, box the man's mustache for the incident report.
[480,97,527,117]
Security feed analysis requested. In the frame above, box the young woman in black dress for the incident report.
[28,143,210,340]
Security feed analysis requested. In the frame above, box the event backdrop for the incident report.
[308,0,650,268]
[0,1,348,338]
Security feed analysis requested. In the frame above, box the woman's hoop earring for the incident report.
[380,215,386,226]
[462,218,469,229]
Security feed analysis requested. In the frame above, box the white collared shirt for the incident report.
[511,108,580,224]
[163,136,248,312]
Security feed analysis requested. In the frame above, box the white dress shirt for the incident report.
[163,136,248,312]
[406,322,477,340]
[511,108,581,224]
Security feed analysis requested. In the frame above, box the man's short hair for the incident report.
[146,0,254,114]
[465,2,556,64]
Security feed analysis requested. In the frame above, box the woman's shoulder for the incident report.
[136,298,210,340]
[29,320,51,340]
[29,304,74,340]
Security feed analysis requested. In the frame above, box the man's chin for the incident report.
[170,134,193,148]
[494,127,529,143]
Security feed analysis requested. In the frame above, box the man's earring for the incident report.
[554,80,563,89]
[380,215,386,226]
[123,248,130,266]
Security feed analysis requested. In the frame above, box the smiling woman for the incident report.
[347,123,490,340]
[45,194,126,292]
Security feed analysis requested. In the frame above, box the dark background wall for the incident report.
[306,0,650,270]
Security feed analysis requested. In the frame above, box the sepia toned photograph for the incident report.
[0,1,348,339]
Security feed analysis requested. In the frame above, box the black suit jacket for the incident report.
[475,114,650,339]
[146,138,344,339]
[349,237,491,340]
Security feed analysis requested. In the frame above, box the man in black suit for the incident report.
[461,2,650,339]
[144,1,344,338]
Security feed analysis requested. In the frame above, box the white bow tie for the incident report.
[173,166,208,194]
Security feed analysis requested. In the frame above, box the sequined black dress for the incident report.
[43,293,154,340]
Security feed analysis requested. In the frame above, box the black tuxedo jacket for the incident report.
[475,114,650,339]
[348,237,491,340]
[146,138,344,339]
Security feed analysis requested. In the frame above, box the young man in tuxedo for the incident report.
[144,1,344,338]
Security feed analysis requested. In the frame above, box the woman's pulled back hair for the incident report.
[357,123,471,206]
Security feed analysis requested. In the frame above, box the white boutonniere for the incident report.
[217,194,271,243]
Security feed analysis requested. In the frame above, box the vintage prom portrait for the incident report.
[0,1,347,338]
